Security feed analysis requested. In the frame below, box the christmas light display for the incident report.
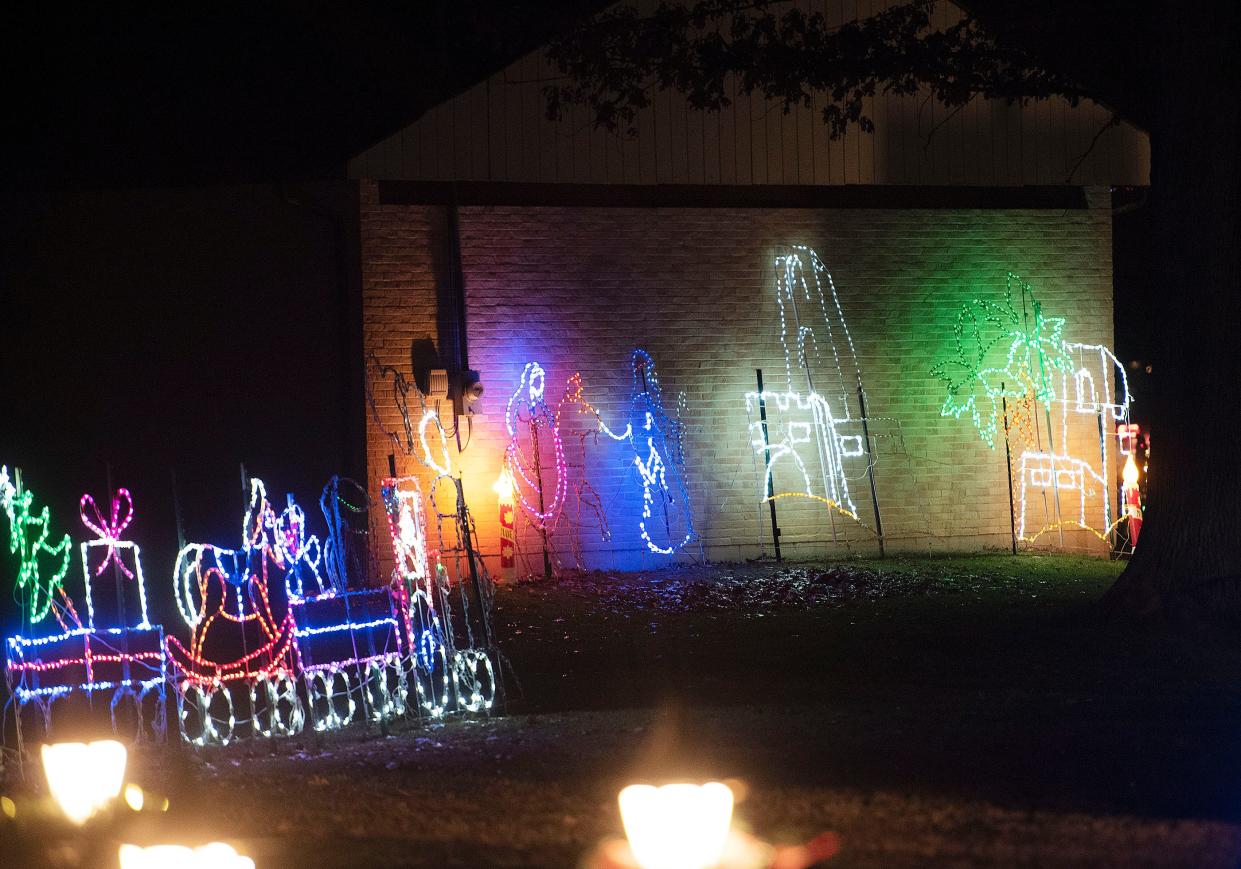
[367,353,501,716]
[166,478,300,745]
[1014,340,1132,543]
[1,466,78,628]
[79,488,150,629]
[382,476,451,716]
[320,475,374,592]
[5,478,167,746]
[932,272,1073,449]
[273,494,325,602]
[382,474,499,717]
[559,355,695,556]
[624,351,695,554]
[932,275,1134,546]
[742,248,878,533]
[504,362,568,531]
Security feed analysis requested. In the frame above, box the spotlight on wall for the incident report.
[460,369,484,416]
[41,740,127,824]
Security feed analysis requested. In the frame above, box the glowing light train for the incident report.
[2,467,498,750]
[168,474,498,746]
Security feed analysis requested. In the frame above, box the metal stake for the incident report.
[855,384,885,558]
[755,369,782,561]
[1000,385,1018,555]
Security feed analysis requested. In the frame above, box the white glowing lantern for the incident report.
[41,740,127,824]
[618,782,734,869]
[119,842,255,869]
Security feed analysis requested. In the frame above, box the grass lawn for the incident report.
[12,554,1241,867]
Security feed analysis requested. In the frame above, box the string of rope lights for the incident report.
[4,479,167,749]
[743,247,882,542]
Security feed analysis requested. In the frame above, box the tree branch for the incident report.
[1064,112,1121,184]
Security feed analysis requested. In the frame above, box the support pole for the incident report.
[855,385,885,558]
[530,420,552,581]
[105,463,134,705]
[454,477,493,649]
[755,369,782,562]
[1097,411,1114,552]
[1000,385,1018,555]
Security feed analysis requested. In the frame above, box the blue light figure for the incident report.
[602,350,696,555]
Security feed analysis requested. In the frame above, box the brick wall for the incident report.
[361,181,1118,577]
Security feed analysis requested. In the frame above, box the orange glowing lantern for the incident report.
[493,468,517,581]
[1122,452,1142,547]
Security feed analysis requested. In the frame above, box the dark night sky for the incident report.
[0,3,1155,635]
[0,3,603,633]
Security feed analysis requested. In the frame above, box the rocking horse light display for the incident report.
[3,468,167,748]
[167,478,301,745]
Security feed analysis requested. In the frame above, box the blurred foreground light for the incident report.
[119,842,255,869]
[619,782,734,869]
[124,783,145,811]
[1,795,16,818]
[41,740,127,824]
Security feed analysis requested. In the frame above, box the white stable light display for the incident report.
[743,247,876,530]
[1014,341,1132,543]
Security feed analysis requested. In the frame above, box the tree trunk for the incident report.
[1102,1,1241,620]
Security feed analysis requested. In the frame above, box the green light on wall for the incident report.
[931,272,1072,448]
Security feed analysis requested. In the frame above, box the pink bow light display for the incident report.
[79,489,135,579]
[78,487,150,629]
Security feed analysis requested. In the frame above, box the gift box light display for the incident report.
[3,469,168,746]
